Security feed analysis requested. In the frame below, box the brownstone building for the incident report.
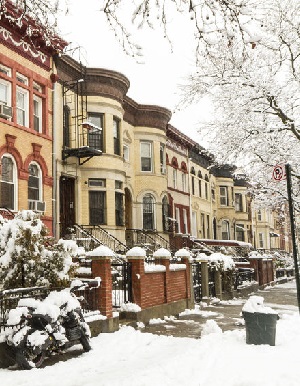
[0,1,66,233]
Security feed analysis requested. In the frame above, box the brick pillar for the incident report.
[154,248,171,303]
[90,254,113,318]
[214,270,222,300]
[126,247,146,308]
[174,249,193,302]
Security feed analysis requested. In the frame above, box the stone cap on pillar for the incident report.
[195,252,209,263]
[126,246,146,260]
[175,248,192,261]
[86,245,114,260]
[153,248,171,259]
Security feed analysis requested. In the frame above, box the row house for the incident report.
[53,55,171,250]
[0,2,66,233]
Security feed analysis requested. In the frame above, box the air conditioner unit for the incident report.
[0,104,12,119]
[28,200,46,213]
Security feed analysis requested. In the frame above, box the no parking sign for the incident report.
[272,164,286,182]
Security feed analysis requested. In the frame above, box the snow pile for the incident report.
[126,247,146,257]
[242,295,278,314]
[153,248,171,258]
[201,320,223,336]
[169,264,186,271]
[120,302,141,313]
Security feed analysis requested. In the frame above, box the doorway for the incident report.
[60,176,75,237]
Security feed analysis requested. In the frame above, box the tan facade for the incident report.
[54,56,171,243]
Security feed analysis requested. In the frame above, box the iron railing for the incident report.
[111,262,132,308]
[192,262,202,303]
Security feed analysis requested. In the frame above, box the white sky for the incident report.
[58,0,212,145]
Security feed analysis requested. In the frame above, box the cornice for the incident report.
[123,96,172,131]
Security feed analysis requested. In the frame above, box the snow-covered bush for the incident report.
[0,211,77,289]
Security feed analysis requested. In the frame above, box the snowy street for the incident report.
[0,281,299,386]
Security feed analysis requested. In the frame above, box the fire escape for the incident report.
[61,68,102,165]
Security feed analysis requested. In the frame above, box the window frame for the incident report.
[28,162,42,203]
[143,193,155,230]
[220,186,229,206]
[140,141,153,172]
[0,154,17,211]
[16,86,29,127]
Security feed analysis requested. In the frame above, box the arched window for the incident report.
[0,155,17,210]
[28,163,42,202]
[143,194,155,230]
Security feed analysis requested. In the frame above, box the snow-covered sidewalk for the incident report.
[0,281,299,386]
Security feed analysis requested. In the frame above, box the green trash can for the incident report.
[242,311,279,346]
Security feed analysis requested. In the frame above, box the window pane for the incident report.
[115,192,123,226]
[0,83,7,103]
[89,191,106,225]
[143,195,154,230]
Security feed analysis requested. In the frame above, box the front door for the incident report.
[60,176,75,237]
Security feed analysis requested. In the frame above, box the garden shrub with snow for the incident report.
[0,211,77,289]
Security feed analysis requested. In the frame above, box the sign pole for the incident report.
[285,163,300,313]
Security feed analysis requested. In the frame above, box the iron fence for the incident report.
[0,284,100,332]
[192,262,202,303]
[111,262,132,308]
[234,268,255,289]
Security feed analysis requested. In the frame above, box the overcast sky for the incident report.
[58,0,212,145]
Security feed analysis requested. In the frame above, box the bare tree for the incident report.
[180,0,300,208]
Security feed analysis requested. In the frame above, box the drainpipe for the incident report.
[51,66,58,239]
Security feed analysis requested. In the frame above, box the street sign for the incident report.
[272,164,286,181]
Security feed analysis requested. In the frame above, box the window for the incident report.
[0,64,11,77]
[211,189,215,201]
[182,173,186,192]
[198,180,202,197]
[162,196,169,232]
[89,191,106,225]
[175,207,181,233]
[115,192,124,226]
[236,224,245,242]
[183,209,188,234]
[141,142,152,172]
[115,180,123,189]
[33,95,42,132]
[0,155,16,210]
[123,144,129,162]
[206,215,210,239]
[205,182,208,200]
[220,186,228,206]
[192,212,197,237]
[235,193,243,212]
[88,178,106,187]
[16,87,29,127]
[201,213,205,238]
[28,163,41,202]
[221,220,230,240]
[160,144,166,173]
[191,176,195,195]
[258,233,264,248]
[0,79,11,106]
[173,168,177,189]
[63,105,71,148]
[16,72,28,85]
[257,210,262,221]
[88,113,104,151]
[113,117,121,155]
[143,194,155,230]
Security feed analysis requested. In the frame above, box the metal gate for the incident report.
[192,262,202,303]
[111,262,132,308]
